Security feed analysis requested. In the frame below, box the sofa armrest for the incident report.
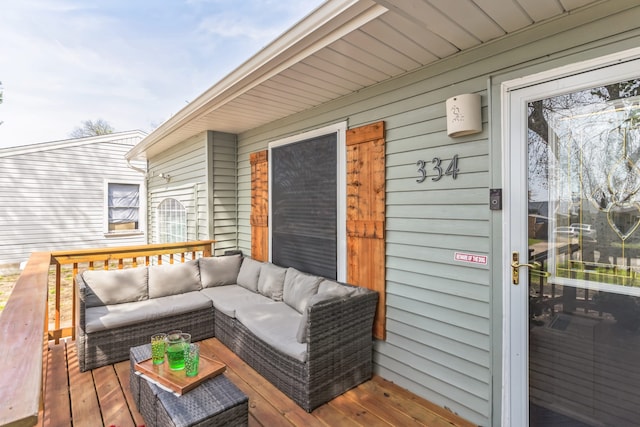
[75,273,88,331]
[305,288,378,357]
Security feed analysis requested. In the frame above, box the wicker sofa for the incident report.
[76,254,378,412]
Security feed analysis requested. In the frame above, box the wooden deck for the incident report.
[38,337,475,427]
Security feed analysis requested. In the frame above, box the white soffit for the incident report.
[128,0,604,160]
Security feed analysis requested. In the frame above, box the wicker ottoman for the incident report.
[129,344,248,427]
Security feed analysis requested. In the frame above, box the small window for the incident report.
[107,183,141,233]
[158,198,187,243]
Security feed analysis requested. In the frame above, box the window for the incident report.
[106,182,141,234]
[157,198,187,243]
[269,123,346,280]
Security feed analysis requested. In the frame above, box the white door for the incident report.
[505,54,640,426]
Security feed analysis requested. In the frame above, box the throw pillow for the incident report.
[236,257,262,292]
[283,267,322,313]
[148,260,201,299]
[257,263,287,301]
[199,254,242,288]
[82,267,148,307]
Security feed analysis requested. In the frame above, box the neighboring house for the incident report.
[0,130,147,269]
[126,1,640,426]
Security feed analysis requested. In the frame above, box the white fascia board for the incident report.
[126,0,387,160]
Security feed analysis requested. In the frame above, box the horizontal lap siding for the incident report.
[210,132,238,254]
[237,89,491,423]
[384,99,491,421]
[148,131,237,254]
[0,139,146,266]
[147,133,207,244]
[236,4,640,425]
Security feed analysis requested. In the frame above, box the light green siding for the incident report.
[147,131,237,254]
[148,133,208,244]
[207,131,238,255]
[233,3,640,425]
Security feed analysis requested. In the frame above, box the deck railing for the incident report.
[47,240,215,342]
[0,240,215,427]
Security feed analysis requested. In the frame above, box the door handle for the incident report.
[511,251,548,284]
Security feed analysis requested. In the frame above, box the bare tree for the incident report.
[70,119,115,138]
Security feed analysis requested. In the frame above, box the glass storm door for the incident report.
[507,59,640,426]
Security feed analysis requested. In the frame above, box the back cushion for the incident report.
[236,257,262,292]
[283,267,322,313]
[82,267,148,308]
[199,254,242,288]
[148,260,201,299]
[317,279,356,297]
[257,263,287,301]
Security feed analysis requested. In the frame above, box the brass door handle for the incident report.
[511,252,548,284]
[511,260,541,270]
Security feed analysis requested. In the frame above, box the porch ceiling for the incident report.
[127,0,601,160]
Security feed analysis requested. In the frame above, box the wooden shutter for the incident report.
[250,150,269,262]
[346,121,386,340]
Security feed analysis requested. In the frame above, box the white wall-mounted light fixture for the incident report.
[446,93,482,137]
[159,172,171,182]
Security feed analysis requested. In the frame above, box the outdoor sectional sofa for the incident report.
[75,254,378,412]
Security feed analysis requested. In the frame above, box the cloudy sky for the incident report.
[0,0,325,148]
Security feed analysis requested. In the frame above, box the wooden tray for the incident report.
[135,354,226,395]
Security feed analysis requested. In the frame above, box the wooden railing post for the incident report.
[55,262,62,344]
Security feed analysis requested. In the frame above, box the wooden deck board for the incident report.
[67,341,104,427]
[342,385,425,426]
[43,340,71,427]
[113,360,145,426]
[41,338,475,427]
[36,338,48,427]
[93,365,135,427]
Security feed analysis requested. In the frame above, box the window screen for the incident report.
[107,183,140,232]
[271,133,337,279]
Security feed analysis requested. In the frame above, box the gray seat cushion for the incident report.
[199,254,242,288]
[82,267,149,308]
[148,260,201,298]
[236,302,307,362]
[200,285,274,318]
[85,291,212,333]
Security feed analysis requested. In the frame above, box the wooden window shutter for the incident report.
[250,150,269,262]
[346,121,386,340]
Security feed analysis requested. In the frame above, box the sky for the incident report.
[0,0,325,148]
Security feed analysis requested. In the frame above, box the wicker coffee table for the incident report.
[129,344,248,427]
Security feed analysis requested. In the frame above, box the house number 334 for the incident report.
[416,155,460,183]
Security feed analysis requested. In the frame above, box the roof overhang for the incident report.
[126,0,606,160]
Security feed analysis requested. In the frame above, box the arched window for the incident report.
[157,198,186,243]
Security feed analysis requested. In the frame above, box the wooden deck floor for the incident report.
[38,337,475,427]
